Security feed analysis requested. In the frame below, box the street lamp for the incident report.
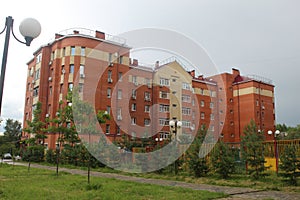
[268,130,288,175]
[169,119,182,175]
[169,120,182,140]
[0,16,41,115]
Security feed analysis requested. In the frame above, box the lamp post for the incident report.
[267,130,288,175]
[169,119,182,175]
[0,16,41,115]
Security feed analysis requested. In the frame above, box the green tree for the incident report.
[211,140,235,179]
[0,119,22,158]
[279,145,300,185]
[23,102,46,170]
[4,119,22,142]
[186,126,210,177]
[241,120,268,179]
[72,88,110,183]
[23,101,47,145]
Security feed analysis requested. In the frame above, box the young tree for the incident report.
[46,99,78,176]
[72,88,110,183]
[23,101,47,171]
[186,126,210,177]
[23,101,47,145]
[241,120,268,179]
[279,145,300,185]
[211,140,235,179]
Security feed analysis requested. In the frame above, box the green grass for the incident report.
[0,164,227,200]
[33,161,300,193]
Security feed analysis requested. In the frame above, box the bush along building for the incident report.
[22,29,276,150]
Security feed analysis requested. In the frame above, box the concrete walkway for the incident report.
[8,161,300,200]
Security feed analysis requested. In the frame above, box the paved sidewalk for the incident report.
[9,162,300,200]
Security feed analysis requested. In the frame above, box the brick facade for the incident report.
[22,29,276,150]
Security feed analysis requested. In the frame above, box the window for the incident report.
[210,114,214,120]
[144,92,151,101]
[200,100,204,107]
[62,47,66,56]
[49,86,52,96]
[182,95,191,103]
[145,105,150,112]
[132,89,137,99]
[131,117,136,125]
[198,88,203,95]
[34,68,40,80]
[36,53,42,63]
[210,90,216,97]
[69,64,74,74]
[117,89,122,99]
[159,78,170,86]
[230,98,233,103]
[144,119,150,126]
[159,132,170,140]
[118,72,122,81]
[33,87,39,97]
[80,65,84,76]
[60,84,63,93]
[105,124,110,134]
[159,91,169,99]
[117,126,121,135]
[81,47,85,56]
[71,46,75,56]
[210,125,215,132]
[132,76,137,84]
[119,56,123,64]
[131,103,137,111]
[200,112,205,119]
[192,111,195,119]
[117,108,122,120]
[107,88,111,98]
[108,70,112,79]
[182,82,191,90]
[26,97,30,105]
[182,121,191,128]
[68,83,73,91]
[182,107,191,115]
[192,99,195,106]
[210,102,214,109]
[159,118,169,126]
[108,53,112,64]
[145,78,151,87]
[230,109,233,114]
[159,104,169,112]
[51,51,54,60]
[256,99,259,106]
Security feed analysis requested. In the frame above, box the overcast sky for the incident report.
[0,0,299,129]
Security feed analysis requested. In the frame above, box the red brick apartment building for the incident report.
[22,29,276,150]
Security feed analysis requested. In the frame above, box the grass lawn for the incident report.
[32,162,300,193]
[0,164,227,200]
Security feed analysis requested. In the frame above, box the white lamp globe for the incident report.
[267,130,273,135]
[177,121,182,128]
[19,18,41,46]
[169,120,175,127]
